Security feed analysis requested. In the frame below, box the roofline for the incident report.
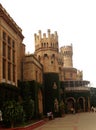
[0,4,24,39]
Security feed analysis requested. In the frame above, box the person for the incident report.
[91,106,94,112]
[71,107,74,114]
[47,111,53,120]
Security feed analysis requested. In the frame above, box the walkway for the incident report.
[34,112,96,130]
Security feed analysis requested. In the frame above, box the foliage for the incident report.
[18,80,43,117]
[2,100,24,128]
[59,101,65,110]
[23,99,34,121]
[0,83,19,109]
[59,100,64,112]
[90,87,96,106]
[43,73,60,113]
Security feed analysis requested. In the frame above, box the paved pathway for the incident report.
[34,112,96,130]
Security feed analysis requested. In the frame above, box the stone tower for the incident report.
[34,29,60,114]
[34,29,59,73]
[60,44,73,68]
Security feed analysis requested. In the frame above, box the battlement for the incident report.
[34,29,58,43]
[60,44,73,53]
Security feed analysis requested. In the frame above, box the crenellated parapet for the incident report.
[60,44,73,57]
[34,29,58,51]
[34,29,58,41]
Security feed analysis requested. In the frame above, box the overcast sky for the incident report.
[1,0,96,87]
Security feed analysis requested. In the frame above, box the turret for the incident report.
[60,44,73,68]
[34,29,59,73]
[34,29,59,52]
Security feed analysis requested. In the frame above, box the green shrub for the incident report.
[2,100,24,128]
[23,99,34,121]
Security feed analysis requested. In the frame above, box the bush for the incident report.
[2,100,25,128]
[23,99,34,121]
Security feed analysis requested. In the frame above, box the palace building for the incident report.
[0,4,90,116]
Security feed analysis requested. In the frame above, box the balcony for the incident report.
[65,86,90,92]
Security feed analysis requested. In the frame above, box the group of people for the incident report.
[91,106,96,112]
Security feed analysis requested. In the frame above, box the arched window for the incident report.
[44,43,46,47]
[44,54,49,59]
[51,54,55,59]
[44,54,48,57]
[38,55,41,61]
[47,42,48,47]
[41,43,43,47]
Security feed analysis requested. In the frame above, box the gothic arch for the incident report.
[44,54,49,59]
[65,97,76,113]
[66,97,76,103]
[77,97,85,112]
[38,55,41,61]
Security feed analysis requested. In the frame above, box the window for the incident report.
[41,43,43,47]
[12,40,15,48]
[2,59,6,79]
[3,31,6,41]
[47,42,48,47]
[36,71,38,81]
[44,54,48,57]
[51,61,53,64]
[12,50,15,63]
[8,36,11,45]
[8,46,11,60]
[44,43,46,47]
[38,55,41,61]
[51,54,55,59]
[8,62,11,80]
[13,65,15,82]
[3,42,6,57]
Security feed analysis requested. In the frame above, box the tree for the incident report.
[2,100,24,128]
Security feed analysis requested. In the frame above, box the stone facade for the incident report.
[0,4,24,86]
[0,4,90,114]
[22,54,43,83]
[0,4,84,87]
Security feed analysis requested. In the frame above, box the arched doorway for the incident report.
[38,89,43,114]
[77,97,85,112]
[66,97,76,113]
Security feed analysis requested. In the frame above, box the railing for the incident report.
[65,86,90,91]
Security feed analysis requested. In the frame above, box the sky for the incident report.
[1,0,96,87]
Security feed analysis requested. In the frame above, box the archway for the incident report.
[66,97,76,113]
[77,97,85,112]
